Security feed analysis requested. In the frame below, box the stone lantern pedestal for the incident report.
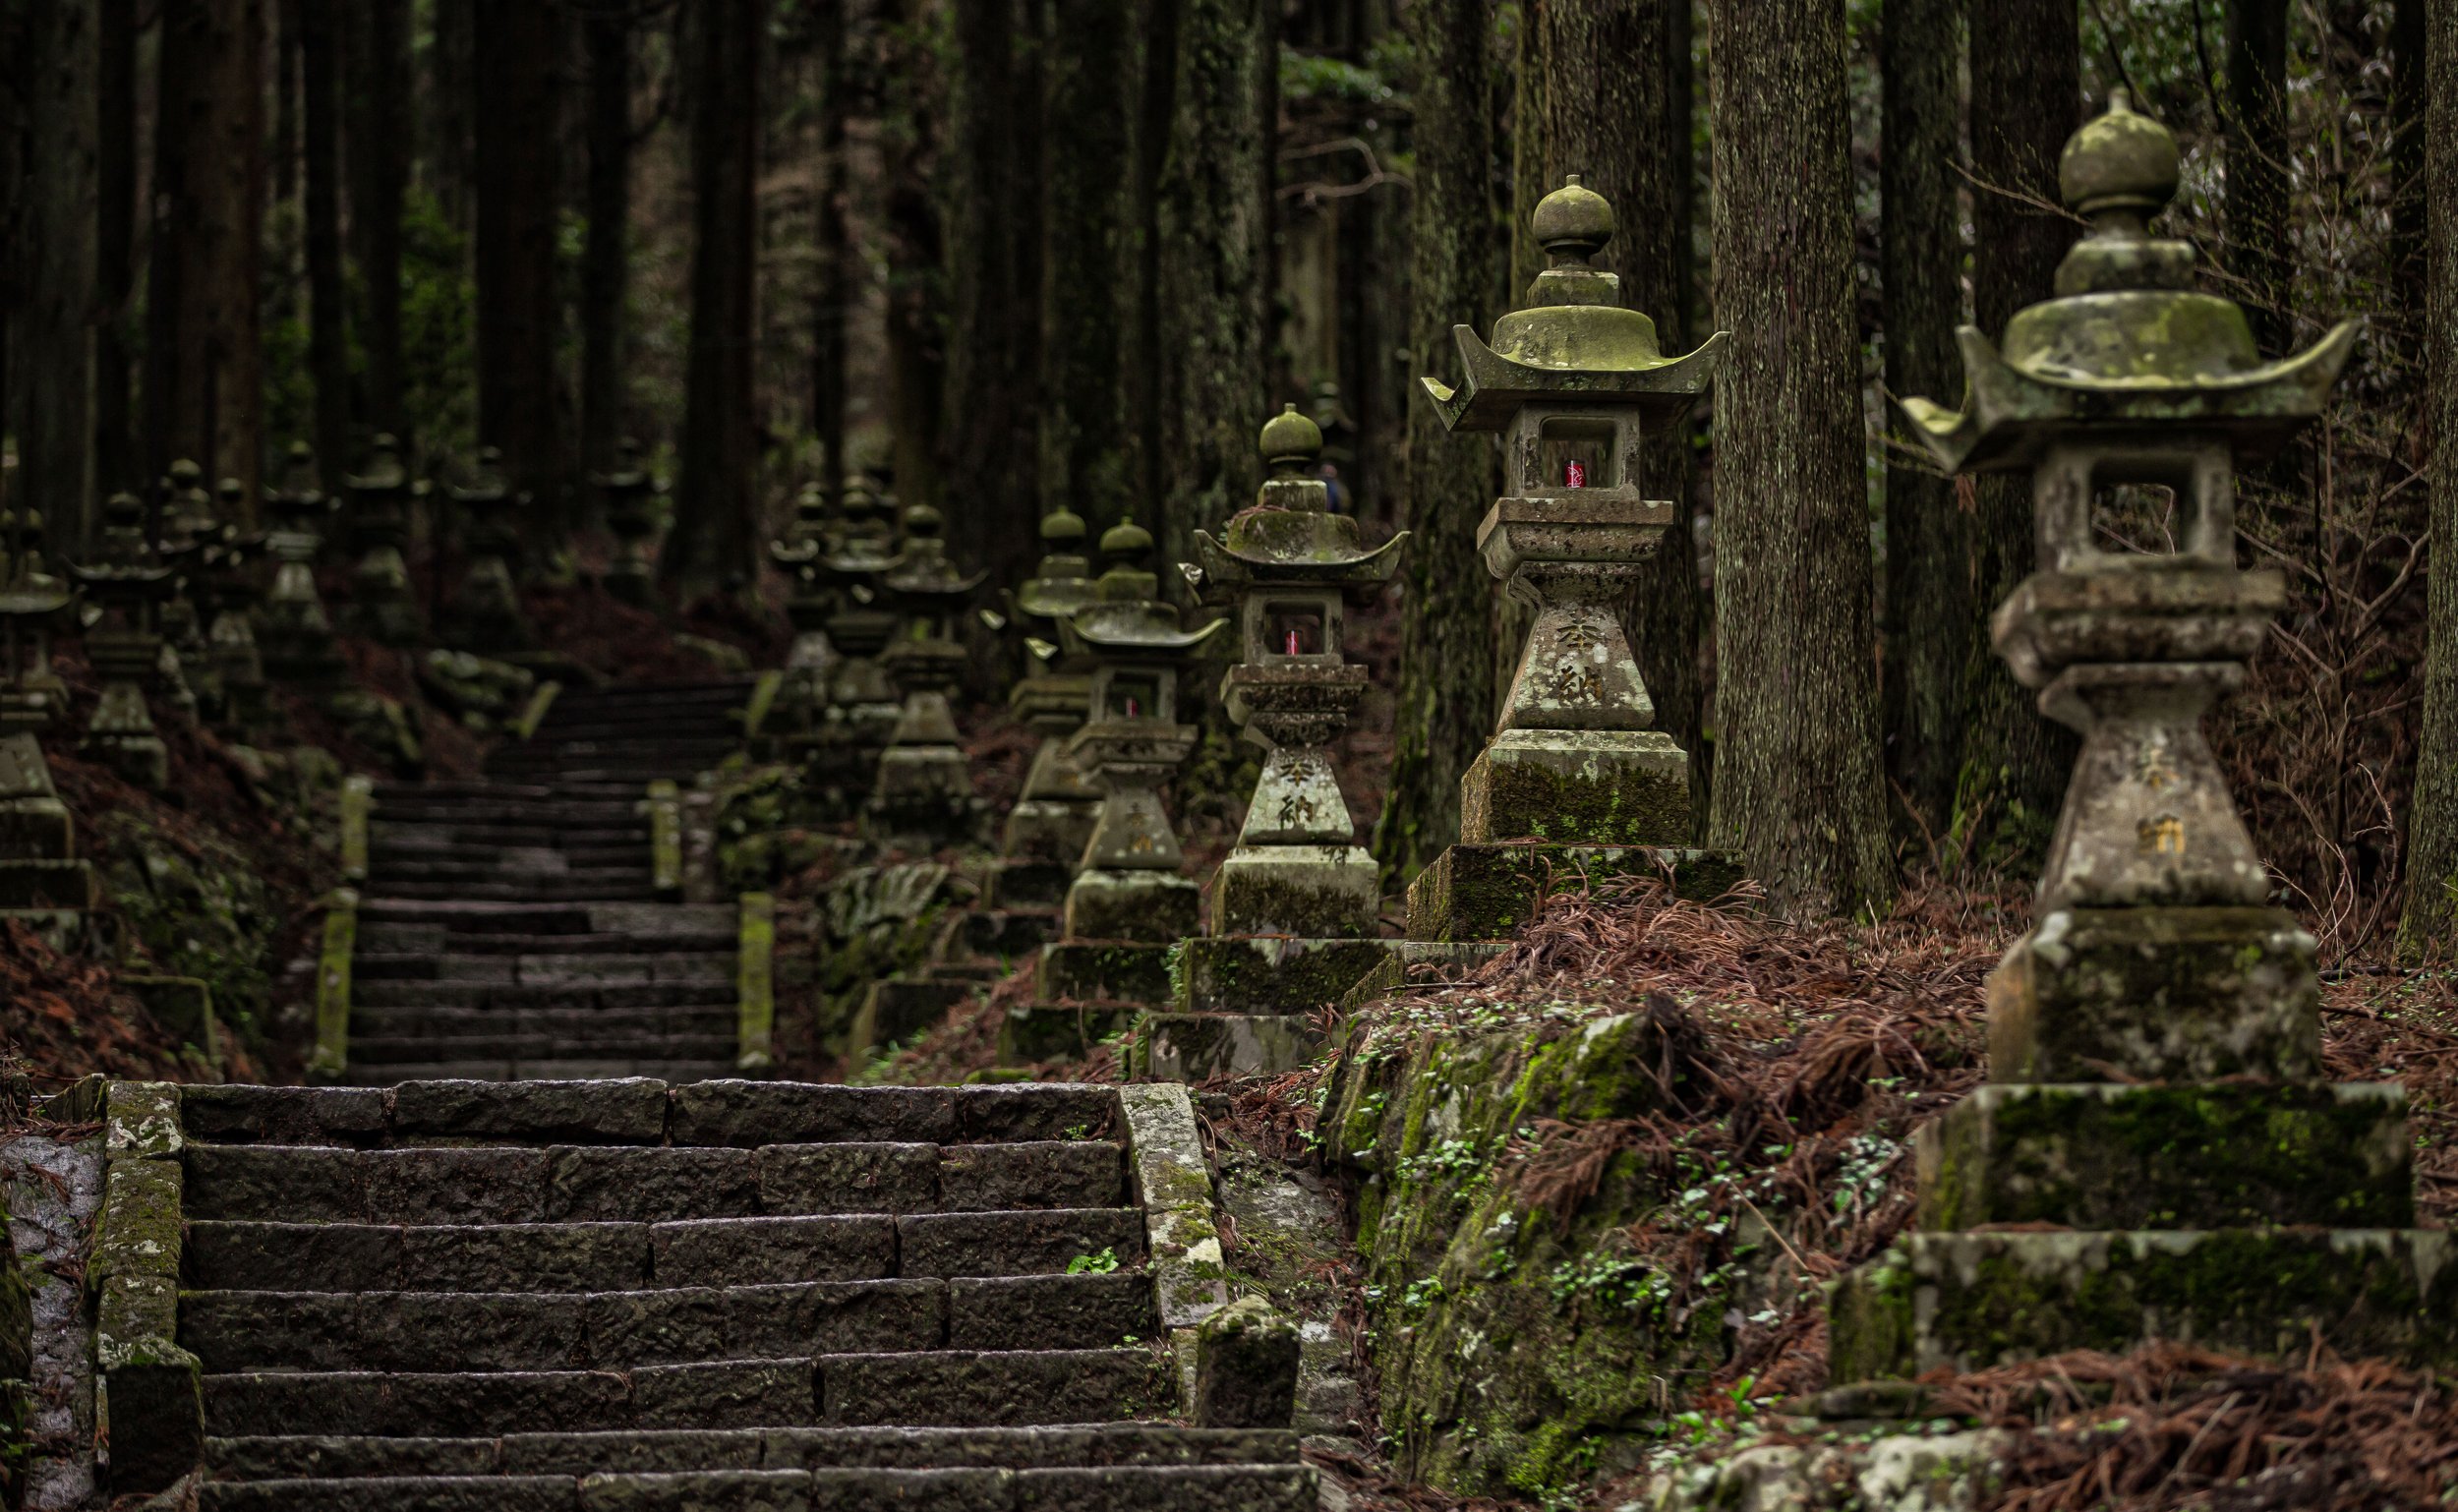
[1826,93,2455,1379]
[70,493,176,790]
[863,504,986,849]
[259,442,347,691]
[0,528,97,940]
[445,447,537,658]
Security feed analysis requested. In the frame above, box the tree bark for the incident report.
[2394,0,2429,301]
[473,0,569,534]
[580,4,633,480]
[1880,0,1970,843]
[346,0,410,440]
[1529,0,1705,833]
[425,0,476,230]
[663,0,768,604]
[302,0,352,478]
[2225,0,2290,355]
[93,0,137,506]
[1150,0,1273,581]
[884,0,946,514]
[1373,0,1498,884]
[144,0,266,510]
[274,0,302,205]
[2397,1,2458,960]
[809,0,851,494]
[1038,0,1141,539]
[10,0,100,554]
[1704,0,1894,917]
[1952,0,2078,875]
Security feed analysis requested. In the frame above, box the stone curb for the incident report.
[308,889,359,1081]
[736,893,778,1074]
[1116,1083,1228,1417]
[338,774,374,884]
[95,1080,203,1494]
[511,680,561,742]
[648,781,684,896]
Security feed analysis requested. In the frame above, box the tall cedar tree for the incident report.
[1039,0,1141,539]
[1522,0,1705,832]
[301,0,351,480]
[581,4,635,482]
[472,0,569,533]
[884,0,946,515]
[1150,0,1274,578]
[1880,0,1970,838]
[809,0,852,494]
[2399,3,2458,959]
[425,0,475,231]
[10,0,99,552]
[346,0,410,440]
[1705,0,1893,916]
[2394,0,2429,298]
[93,0,137,502]
[665,0,768,603]
[273,0,301,204]
[2226,0,2291,355]
[1952,0,2078,872]
[945,0,1043,578]
[1375,0,1498,883]
[146,0,267,509]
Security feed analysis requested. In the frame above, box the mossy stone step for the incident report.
[348,1033,740,1065]
[353,983,738,1012]
[198,1465,1316,1511]
[1404,842,1744,941]
[351,1008,737,1041]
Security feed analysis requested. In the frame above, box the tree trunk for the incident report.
[664,0,767,604]
[473,0,569,534]
[2394,0,2429,301]
[580,5,633,480]
[2397,1,2458,960]
[943,0,1040,579]
[884,0,946,513]
[274,0,301,206]
[302,0,352,479]
[425,0,476,230]
[1952,0,2078,875]
[809,0,851,494]
[10,0,100,554]
[2226,0,2290,355]
[1038,0,1141,539]
[346,0,410,440]
[1704,0,1894,917]
[1880,0,1969,843]
[93,0,137,506]
[1373,0,1498,884]
[144,0,266,510]
[1530,0,1705,834]
[1150,0,1273,580]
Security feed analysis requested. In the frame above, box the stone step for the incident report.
[349,1033,741,1065]
[353,982,739,1012]
[363,861,657,885]
[374,803,649,825]
[366,884,669,903]
[196,1464,1314,1511]
[357,901,734,934]
[351,1006,737,1041]
[345,1060,740,1087]
[368,832,652,855]
[206,1424,1303,1479]
[180,1273,1155,1371]
[351,955,733,986]
[355,930,735,957]
[201,1350,1176,1436]
[182,1147,1134,1226]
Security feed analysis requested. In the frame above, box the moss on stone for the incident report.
[1177,937,1395,1013]
[1408,843,1745,942]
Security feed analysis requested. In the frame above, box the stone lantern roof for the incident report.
[1014,507,1098,624]
[1191,404,1405,594]
[1063,518,1228,659]
[1903,90,2357,472]
[880,503,986,603]
[1420,175,1726,433]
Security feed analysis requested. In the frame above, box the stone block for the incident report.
[0,858,97,910]
[363,1148,550,1225]
[947,1084,1120,1143]
[1012,1465,1315,1511]
[651,1216,899,1286]
[1459,727,1689,845]
[896,1208,1144,1278]
[633,1360,815,1429]
[1193,1296,1301,1429]
[1917,1081,2413,1231]
[390,1077,672,1143]
[401,1222,650,1293]
[855,979,975,1052]
[1405,843,1744,942]
[186,1220,404,1292]
[938,1141,1125,1212]
[178,1084,389,1146]
[733,1279,947,1358]
[1139,1014,1325,1081]
[671,1082,959,1146]
[100,1337,205,1494]
[1039,942,1175,1006]
[1209,846,1379,938]
[1988,906,2320,1082]
[546,1147,761,1223]
[986,857,1074,911]
[1064,868,1200,945]
[580,1470,813,1512]
[808,1467,1009,1509]
[1174,936,1398,1015]
[1828,1228,2458,1379]
[947,1273,1157,1352]
[997,1004,1136,1066]
[961,905,1062,960]
[756,1143,941,1215]
[814,1349,1172,1426]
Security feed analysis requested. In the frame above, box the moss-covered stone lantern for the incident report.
[204,492,273,741]
[260,441,345,689]
[864,502,987,848]
[1825,93,2455,1379]
[812,477,905,808]
[598,438,665,610]
[0,500,96,933]
[446,446,536,657]
[758,481,841,764]
[1003,516,1228,1063]
[68,492,175,789]
[342,434,425,647]
[1141,405,1406,1078]
[993,505,1103,909]
[153,460,218,717]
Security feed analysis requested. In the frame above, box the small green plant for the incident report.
[1066,1249,1121,1275]
[1062,1123,1090,1140]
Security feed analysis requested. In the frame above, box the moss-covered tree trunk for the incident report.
[1038,0,1141,539]
[93,0,138,509]
[1704,0,1893,918]
[1374,0,1499,884]
[883,0,945,514]
[579,5,634,484]
[2397,2,2458,960]
[9,0,98,552]
[1149,0,1274,577]
[1951,0,2077,876]
[1879,0,1969,843]
[664,0,768,605]
[145,0,266,506]
[809,0,851,495]
[345,0,409,442]
[472,0,568,533]
[1525,0,1706,833]
[2226,0,2290,356]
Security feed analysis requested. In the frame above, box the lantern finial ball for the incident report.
[1530,174,1614,263]
[1258,402,1321,473]
[2059,88,2180,218]
[1099,514,1152,561]
[1040,506,1086,546]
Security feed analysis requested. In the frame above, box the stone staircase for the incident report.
[340,681,754,1086]
[120,1078,1310,1509]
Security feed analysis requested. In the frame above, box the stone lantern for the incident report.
[446,447,536,656]
[260,441,346,689]
[68,493,175,789]
[1827,93,2456,1377]
[1005,517,1228,1063]
[1143,405,1407,1078]
[154,460,218,717]
[598,438,664,610]
[992,506,1103,909]
[343,434,425,646]
[204,494,273,741]
[864,502,986,847]
[812,478,905,807]
[761,482,841,764]
[0,501,97,934]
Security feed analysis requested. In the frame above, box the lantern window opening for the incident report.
[1534,416,1621,494]
[1105,670,1166,723]
[1259,602,1332,662]
[2033,439,2237,575]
